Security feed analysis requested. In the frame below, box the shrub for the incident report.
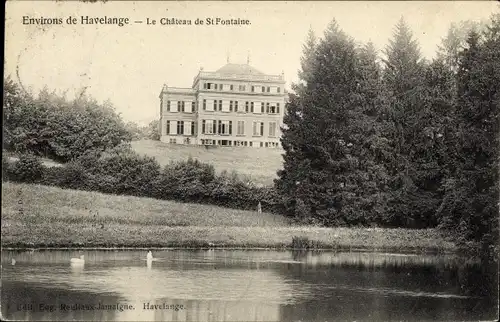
[87,149,161,196]
[154,158,216,201]
[43,161,89,190]
[9,154,45,183]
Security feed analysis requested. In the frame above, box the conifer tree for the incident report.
[438,15,499,254]
[277,20,386,225]
[382,17,430,227]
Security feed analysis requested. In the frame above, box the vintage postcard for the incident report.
[2,1,499,321]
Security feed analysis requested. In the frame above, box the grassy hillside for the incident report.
[131,140,283,186]
[1,182,456,252]
[1,182,289,228]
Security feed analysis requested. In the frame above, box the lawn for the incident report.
[131,140,283,186]
[1,182,457,253]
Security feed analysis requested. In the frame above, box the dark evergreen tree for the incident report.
[276,27,319,222]
[382,17,432,227]
[277,21,391,226]
[437,15,500,255]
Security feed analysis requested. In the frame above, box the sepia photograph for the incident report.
[2,1,499,321]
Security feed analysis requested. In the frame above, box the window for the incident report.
[184,121,191,135]
[167,101,171,112]
[239,85,246,91]
[220,100,229,112]
[277,103,280,114]
[229,101,233,112]
[213,100,218,111]
[269,122,277,137]
[245,101,249,113]
[253,121,263,136]
[269,104,276,114]
[170,101,178,112]
[267,87,270,93]
[218,100,223,111]
[261,86,265,92]
[266,103,270,113]
[234,101,239,112]
[191,101,195,112]
[177,121,184,135]
[169,138,177,144]
[214,84,218,90]
[203,83,207,89]
[251,86,255,92]
[191,121,195,136]
[201,139,215,145]
[277,87,281,93]
[218,120,232,135]
[220,84,224,91]
[203,120,216,134]
[169,120,177,135]
[166,120,170,135]
[203,99,206,111]
[260,102,265,113]
[237,121,245,135]
[206,100,214,112]
[180,101,185,112]
[250,102,254,113]
[230,84,234,91]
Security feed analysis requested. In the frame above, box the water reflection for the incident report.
[1,250,497,321]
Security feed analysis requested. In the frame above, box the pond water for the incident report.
[1,250,498,321]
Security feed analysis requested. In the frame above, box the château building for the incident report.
[159,61,286,148]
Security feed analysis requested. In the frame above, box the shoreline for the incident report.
[1,226,457,254]
[2,182,458,255]
[1,239,457,254]
[1,246,457,255]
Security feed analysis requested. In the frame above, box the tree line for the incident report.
[276,16,499,253]
[3,81,159,163]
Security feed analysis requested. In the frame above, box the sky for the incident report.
[5,1,499,125]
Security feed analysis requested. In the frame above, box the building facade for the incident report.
[159,62,286,148]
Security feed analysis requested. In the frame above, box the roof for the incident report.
[215,63,265,76]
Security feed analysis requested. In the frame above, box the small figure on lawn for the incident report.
[257,201,262,214]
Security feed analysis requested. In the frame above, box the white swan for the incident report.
[70,255,85,264]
